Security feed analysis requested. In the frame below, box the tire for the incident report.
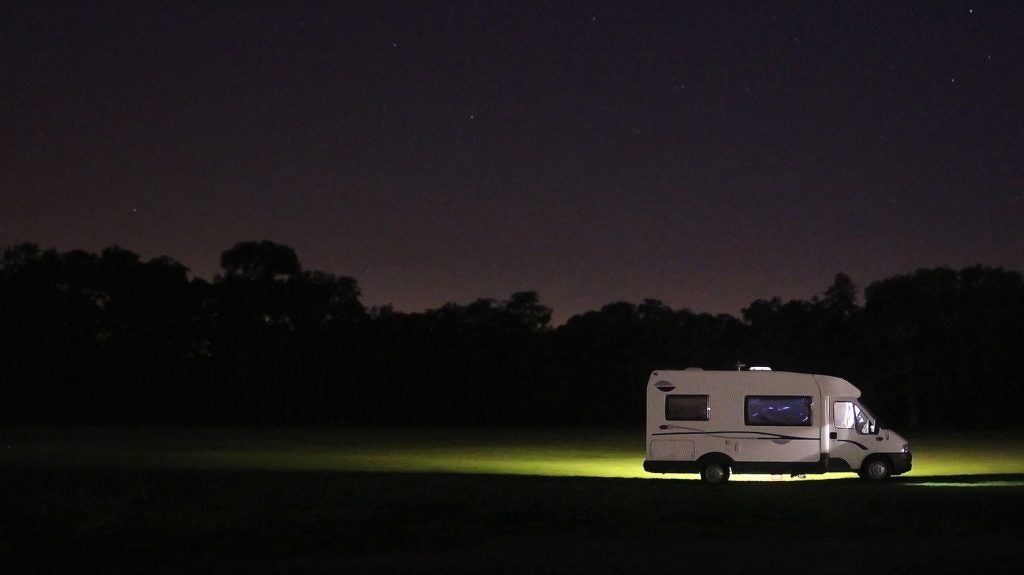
[859,457,892,482]
[700,460,731,484]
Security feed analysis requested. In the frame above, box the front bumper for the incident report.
[890,451,912,475]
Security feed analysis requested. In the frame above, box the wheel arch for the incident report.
[697,452,735,467]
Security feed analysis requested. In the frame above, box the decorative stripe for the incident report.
[652,430,818,442]
[836,439,868,450]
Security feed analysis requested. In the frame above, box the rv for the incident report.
[643,368,911,484]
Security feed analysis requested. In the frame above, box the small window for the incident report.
[745,395,812,426]
[834,401,855,429]
[666,394,710,421]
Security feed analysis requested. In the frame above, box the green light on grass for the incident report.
[6,429,1024,484]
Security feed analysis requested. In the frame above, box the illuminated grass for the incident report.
[906,434,1024,476]
[4,427,1024,482]
[2,428,647,477]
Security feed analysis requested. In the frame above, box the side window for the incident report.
[665,395,710,421]
[745,396,812,426]
[853,404,874,435]
[834,401,855,429]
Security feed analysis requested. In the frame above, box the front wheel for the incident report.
[700,461,731,484]
[859,457,892,482]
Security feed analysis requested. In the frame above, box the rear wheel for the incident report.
[700,460,731,484]
[859,457,892,482]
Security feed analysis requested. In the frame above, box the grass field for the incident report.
[6,426,1024,479]
[3,427,1024,573]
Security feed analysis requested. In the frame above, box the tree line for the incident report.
[2,241,1022,430]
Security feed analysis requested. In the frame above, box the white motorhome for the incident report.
[643,368,911,484]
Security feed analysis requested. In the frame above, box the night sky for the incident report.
[3,2,1021,321]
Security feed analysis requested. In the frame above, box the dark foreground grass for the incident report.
[2,467,1023,574]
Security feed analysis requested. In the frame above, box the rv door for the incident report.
[830,399,878,470]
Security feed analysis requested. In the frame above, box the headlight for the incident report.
[902,443,910,453]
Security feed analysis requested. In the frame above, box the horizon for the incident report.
[6,238,1019,325]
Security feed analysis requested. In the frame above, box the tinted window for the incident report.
[745,396,812,426]
[666,395,710,421]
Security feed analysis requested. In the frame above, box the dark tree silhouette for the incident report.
[207,242,367,423]
[0,243,206,423]
[3,240,1022,429]
[219,240,301,280]
[861,266,1024,428]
